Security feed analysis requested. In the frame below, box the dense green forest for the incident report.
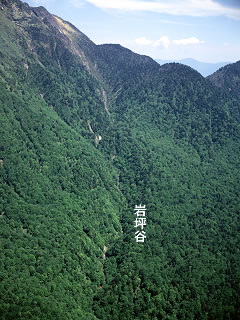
[0,0,240,319]
[207,61,240,100]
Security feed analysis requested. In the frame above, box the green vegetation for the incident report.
[0,0,240,319]
[208,61,240,100]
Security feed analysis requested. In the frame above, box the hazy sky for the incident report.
[23,0,240,63]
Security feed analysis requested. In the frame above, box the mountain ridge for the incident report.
[1,1,240,319]
[207,60,240,99]
[156,57,231,76]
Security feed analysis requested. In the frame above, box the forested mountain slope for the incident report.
[207,60,240,99]
[0,0,240,319]
[0,1,124,319]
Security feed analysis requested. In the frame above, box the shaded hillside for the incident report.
[207,60,240,99]
[94,43,160,90]
[0,0,240,319]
